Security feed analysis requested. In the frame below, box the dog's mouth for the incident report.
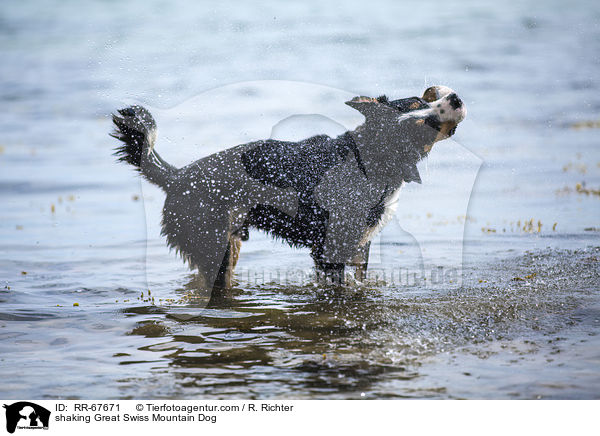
[423,120,458,153]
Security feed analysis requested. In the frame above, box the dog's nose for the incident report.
[448,93,463,110]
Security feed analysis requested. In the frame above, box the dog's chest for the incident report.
[360,183,404,245]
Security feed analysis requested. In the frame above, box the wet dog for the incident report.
[111,86,466,289]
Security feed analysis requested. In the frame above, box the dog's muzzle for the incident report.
[448,93,463,110]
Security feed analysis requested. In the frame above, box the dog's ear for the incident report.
[345,96,386,118]
[422,87,439,103]
[345,96,379,107]
[422,85,454,103]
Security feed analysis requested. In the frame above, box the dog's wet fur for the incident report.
[111,86,466,289]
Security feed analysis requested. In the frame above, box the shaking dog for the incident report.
[111,86,466,289]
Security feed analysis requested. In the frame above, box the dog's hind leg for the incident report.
[213,233,243,289]
[351,241,371,282]
[161,197,233,290]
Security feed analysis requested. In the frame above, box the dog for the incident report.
[111,85,466,289]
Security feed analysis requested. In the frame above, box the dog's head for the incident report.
[346,85,466,154]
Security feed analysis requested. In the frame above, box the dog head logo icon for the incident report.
[3,402,50,434]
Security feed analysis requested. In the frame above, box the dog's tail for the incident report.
[111,105,176,189]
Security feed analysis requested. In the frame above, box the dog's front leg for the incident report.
[351,241,371,282]
[314,260,346,285]
[314,209,369,285]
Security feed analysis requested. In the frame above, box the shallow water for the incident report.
[1,0,599,399]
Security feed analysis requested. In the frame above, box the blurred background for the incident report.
[0,0,598,399]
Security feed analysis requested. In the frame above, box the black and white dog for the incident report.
[111,86,466,289]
